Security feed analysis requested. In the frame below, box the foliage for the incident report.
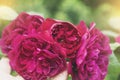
[105,43,120,80]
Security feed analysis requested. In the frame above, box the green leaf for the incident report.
[0,50,6,59]
[105,43,120,80]
[109,53,120,72]
[105,52,120,80]
[68,75,72,80]
[0,51,2,56]
[110,43,120,51]
[11,70,18,76]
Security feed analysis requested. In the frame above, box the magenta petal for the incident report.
[27,60,36,72]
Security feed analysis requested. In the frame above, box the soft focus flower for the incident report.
[69,21,112,80]
[0,12,44,54]
[8,33,66,80]
[115,36,120,43]
[41,18,81,58]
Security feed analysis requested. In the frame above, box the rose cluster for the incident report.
[0,12,112,80]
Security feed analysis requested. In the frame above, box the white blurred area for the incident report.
[50,70,68,80]
[0,58,24,80]
[102,16,120,39]
[0,6,44,21]
[0,6,18,20]
[109,17,120,32]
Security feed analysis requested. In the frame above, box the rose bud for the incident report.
[41,18,81,58]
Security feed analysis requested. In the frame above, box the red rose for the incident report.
[0,12,44,54]
[41,18,81,58]
[9,33,66,80]
[69,21,112,80]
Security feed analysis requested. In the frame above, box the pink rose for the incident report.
[8,33,66,80]
[41,18,81,58]
[0,12,44,54]
[69,21,112,80]
[115,36,120,43]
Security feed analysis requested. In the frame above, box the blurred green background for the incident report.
[0,0,120,32]
[0,0,120,80]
